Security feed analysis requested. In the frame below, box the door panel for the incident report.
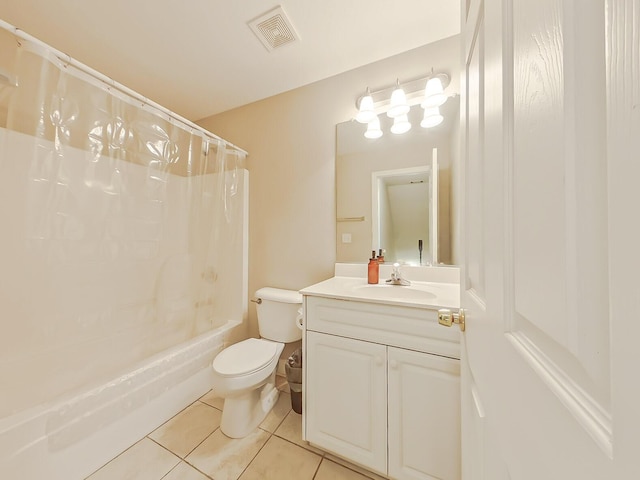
[305,331,387,474]
[460,0,639,478]
[509,0,611,444]
[465,10,485,301]
[460,339,485,480]
[388,347,460,480]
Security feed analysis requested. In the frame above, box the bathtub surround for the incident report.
[1,325,235,480]
[0,22,248,479]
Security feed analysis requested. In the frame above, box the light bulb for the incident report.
[391,114,411,134]
[421,107,443,128]
[421,76,447,108]
[387,84,410,118]
[356,91,375,124]
[364,115,382,139]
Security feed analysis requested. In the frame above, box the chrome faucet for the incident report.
[386,263,411,286]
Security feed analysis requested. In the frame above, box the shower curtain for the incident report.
[0,23,247,418]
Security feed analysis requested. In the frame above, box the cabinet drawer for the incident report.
[305,296,460,359]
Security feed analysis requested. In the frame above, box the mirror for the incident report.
[336,97,459,265]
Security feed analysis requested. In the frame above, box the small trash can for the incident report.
[285,348,303,414]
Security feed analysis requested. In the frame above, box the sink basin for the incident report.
[353,284,437,301]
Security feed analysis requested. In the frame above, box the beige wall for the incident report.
[198,35,460,338]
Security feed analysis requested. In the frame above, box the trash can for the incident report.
[285,348,303,414]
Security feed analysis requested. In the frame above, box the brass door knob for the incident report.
[438,308,466,332]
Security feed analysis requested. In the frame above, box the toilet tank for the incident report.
[255,287,303,343]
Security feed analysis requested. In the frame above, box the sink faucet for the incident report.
[386,263,411,286]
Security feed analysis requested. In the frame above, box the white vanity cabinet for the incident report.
[387,346,460,480]
[306,331,388,473]
[303,295,461,480]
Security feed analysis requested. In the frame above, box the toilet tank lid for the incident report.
[255,287,302,304]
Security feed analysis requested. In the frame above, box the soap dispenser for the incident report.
[368,250,379,284]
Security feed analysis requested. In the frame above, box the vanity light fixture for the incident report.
[420,106,444,128]
[356,87,376,124]
[391,114,412,134]
[364,115,383,139]
[354,71,452,138]
[387,79,410,118]
[421,73,449,108]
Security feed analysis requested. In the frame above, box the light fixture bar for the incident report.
[355,74,451,116]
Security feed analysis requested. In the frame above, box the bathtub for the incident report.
[0,320,238,480]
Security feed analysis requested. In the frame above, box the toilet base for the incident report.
[219,372,280,438]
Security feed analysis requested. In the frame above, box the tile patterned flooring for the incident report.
[85,377,385,480]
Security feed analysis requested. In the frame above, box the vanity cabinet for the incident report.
[306,331,387,473]
[387,346,460,480]
[303,295,461,480]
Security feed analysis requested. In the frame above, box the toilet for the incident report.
[211,287,303,438]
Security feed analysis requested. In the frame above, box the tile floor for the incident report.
[85,377,386,480]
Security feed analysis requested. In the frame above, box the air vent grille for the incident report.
[248,6,299,52]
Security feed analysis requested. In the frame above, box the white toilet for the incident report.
[211,287,303,438]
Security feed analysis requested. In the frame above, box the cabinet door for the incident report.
[388,347,460,480]
[305,331,387,475]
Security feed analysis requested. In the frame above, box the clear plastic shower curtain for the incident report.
[0,25,247,416]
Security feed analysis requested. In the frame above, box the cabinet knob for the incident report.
[375,356,384,366]
[390,359,398,369]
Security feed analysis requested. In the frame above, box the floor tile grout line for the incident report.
[177,456,217,480]
[271,428,326,459]
[84,434,165,479]
[322,457,379,480]
[146,394,225,463]
[148,434,215,480]
[90,395,217,476]
[181,425,218,460]
[155,401,199,432]
[158,461,183,480]
[146,409,220,460]
[181,401,225,459]
[234,427,275,480]
[145,435,183,463]
[311,455,324,480]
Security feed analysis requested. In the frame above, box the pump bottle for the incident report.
[367,250,379,284]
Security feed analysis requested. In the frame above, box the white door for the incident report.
[459,0,640,478]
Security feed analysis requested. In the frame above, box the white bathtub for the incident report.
[0,320,238,480]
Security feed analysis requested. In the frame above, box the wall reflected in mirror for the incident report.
[336,97,459,265]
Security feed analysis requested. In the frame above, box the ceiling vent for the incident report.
[248,6,299,52]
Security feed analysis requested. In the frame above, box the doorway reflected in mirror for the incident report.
[336,97,460,265]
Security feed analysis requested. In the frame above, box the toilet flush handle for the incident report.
[296,307,304,330]
[250,298,262,304]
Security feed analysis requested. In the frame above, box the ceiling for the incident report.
[0,1,459,121]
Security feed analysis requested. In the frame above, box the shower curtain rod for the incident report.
[0,19,248,156]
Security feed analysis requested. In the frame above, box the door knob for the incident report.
[438,308,466,332]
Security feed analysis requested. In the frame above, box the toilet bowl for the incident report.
[211,287,302,438]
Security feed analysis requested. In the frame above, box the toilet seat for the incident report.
[213,338,279,377]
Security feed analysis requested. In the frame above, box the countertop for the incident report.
[300,275,460,309]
